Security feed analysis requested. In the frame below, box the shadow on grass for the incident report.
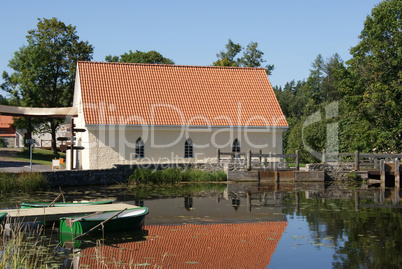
[15,148,66,166]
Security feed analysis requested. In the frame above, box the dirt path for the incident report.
[0,148,24,162]
[0,148,54,172]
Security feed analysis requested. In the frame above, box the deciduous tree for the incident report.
[342,0,402,152]
[1,18,94,154]
[214,39,274,75]
[105,50,174,64]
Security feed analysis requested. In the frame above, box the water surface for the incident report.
[1,182,400,268]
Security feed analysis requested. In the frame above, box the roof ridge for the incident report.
[77,60,267,71]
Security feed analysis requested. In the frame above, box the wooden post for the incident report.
[295,150,299,171]
[217,149,221,165]
[354,150,360,171]
[69,118,74,171]
[374,191,379,204]
[374,158,378,170]
[380,159,385,188]
[395,158,400,188]
[394,186,400,205]
[246,191,251,212]
[274,171,279,183]
[247,150,252,171]
[259,149,262,164]
[354,191,359,212]
[322,149,326,164]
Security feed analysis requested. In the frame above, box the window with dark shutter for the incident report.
[185,139,193,158]
[135,138,144,158]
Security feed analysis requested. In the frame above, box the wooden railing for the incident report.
[323,150,401,186]
[322,150,402,170]
[217,149,299,171]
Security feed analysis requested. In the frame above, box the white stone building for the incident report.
[69,61,288,170]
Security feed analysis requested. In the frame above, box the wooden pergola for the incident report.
[0,105,79,170]
[0,105,77,118]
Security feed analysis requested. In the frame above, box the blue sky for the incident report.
[0,0,380,95]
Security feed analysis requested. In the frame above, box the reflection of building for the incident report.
[77,222,287,268]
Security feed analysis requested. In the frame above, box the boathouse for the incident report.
[70,61,288,170]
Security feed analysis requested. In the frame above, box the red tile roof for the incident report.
[78,61,288,127]
[0,116,15,137]
[78,221,287,268]
[0,115,13,128]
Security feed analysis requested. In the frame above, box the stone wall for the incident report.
[45,163,224,187]
[0,137,16,148]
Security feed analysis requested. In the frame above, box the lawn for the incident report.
[15,148,66,166]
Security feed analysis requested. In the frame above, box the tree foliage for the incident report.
[341,0,402,152]
[213,39,274,75]
[277,0,401,161]
[1,17,94,154]
[275,55,346,163]
[105,50,174,64]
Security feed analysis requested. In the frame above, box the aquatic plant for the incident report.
[128,168,227,184]
[0,220,56,268]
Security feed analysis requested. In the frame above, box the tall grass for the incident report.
[1,220,161,269]
[0,220,54,268]
[128,168,227,184]
[0,172,48,193]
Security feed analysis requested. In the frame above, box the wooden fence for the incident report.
[216,149,299,171]
[323,149,402,169]
[40,139,66,150]
[323,150,401,186]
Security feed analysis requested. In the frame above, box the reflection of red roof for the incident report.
[77,61,288,127]
[0,116,15,137]
[79,221,287,268]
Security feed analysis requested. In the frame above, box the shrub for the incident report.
[216,170,227,181]
[16,172,48,192]
[0,172,48,193]
[0,173,15,193]
[161,168,182,183]
[346,172,362,181]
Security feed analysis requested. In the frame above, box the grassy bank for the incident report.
[15,148,66,166]
[0,172,48,193]
[128,168,227,184]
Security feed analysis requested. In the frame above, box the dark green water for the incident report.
[0,182,401,268]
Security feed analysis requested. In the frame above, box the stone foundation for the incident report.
[0,137,16,148]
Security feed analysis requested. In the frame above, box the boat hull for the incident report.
[20,200,113,209]
[0,212,7,223]
[60,207,148,236]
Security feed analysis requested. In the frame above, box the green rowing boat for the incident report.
[59,207,148,236]
[0,212,7,223]
[20,200,113,209]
